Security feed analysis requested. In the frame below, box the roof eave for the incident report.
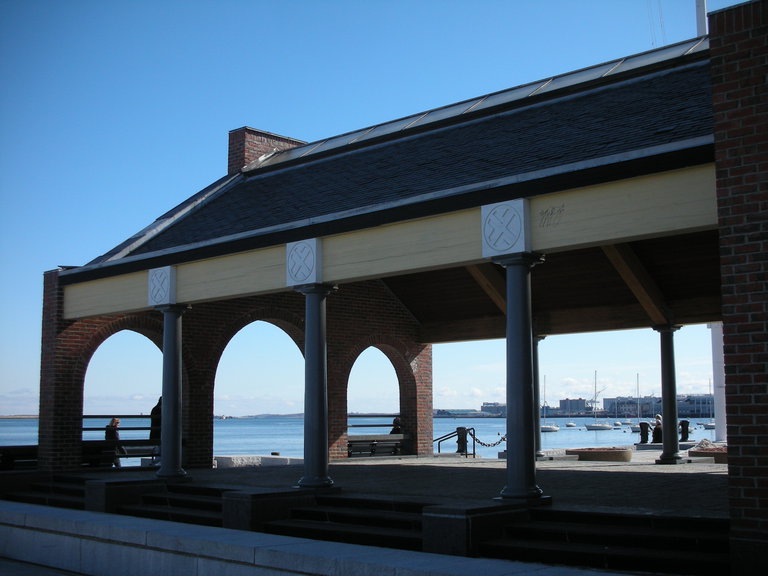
[58,137,713,286]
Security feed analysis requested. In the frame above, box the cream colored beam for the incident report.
[601,244,672,326]
[466,264,507,315]
[176,246,284,303]
[64,271,149,319]
[322,209,480,283]
[530,164,716,253]
[63,164,715,319]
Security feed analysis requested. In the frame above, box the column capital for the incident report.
[155,304,190,315]
[294,283,335,297]
[493,252,545,269]
[653,324,681,334]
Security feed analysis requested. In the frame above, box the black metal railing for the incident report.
[347,413,400,431]
[433,426,476,458]
[82,414,157,435]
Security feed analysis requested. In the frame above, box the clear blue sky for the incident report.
[0,1,738,417]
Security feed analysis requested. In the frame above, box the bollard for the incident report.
[679,420,690,442]
[639,421,650,444]
[456,427,468,454]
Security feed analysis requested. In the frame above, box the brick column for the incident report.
[709,1,767,571]
[38,270,82,470]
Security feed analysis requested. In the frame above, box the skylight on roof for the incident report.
[245,37,708,175]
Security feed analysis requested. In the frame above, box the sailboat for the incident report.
[540,376,560,432]
[585,371,612,431]
[703,378,716,429]
[630,374,643,433]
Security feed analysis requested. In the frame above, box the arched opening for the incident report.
[83,330,162,452]
[347,346,400,436]
[429,326,715,456]
[214,321,304,458]
[84,329,162,416]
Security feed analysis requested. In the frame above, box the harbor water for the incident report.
[0,416,717,462]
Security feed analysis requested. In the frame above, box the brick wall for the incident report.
[227,127,305,175]
[40,274,432,469]
[181,280,432,465]
[326,281,433,458]
[709,0,767,571]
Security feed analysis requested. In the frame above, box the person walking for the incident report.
[105,417,126,468]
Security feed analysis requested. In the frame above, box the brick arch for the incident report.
[181,298,306,466]
[67,314,165,418]
[329,334,432,458]
[78,314,164,376]
[39,311,163,470]
[207,307,305,375]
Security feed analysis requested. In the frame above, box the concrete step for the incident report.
[118,502,222,527]
[5,490,85,510]
[262,493,429,551]
[115,482,231,527]
[505,518,728,551]
[265,517,422,550]
[30,481,86,498]
[530,507,729,532]
[140,490,223,513]
[290,504,422,531]
[479,508,730,575]
[316,493,431,514]
[2,474,88,510]
[480,536,729,575]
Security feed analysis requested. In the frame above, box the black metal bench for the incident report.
[81,439,160,467]
[347,434,407,457]
[0,445,38,470]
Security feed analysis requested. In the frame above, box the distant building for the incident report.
[481,402,506,417]
[434,408,483,417]
[604,396,661,419]
[602,394,713,419]
[676,394,714,419]
[558,398,587,416]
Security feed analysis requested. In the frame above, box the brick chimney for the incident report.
[227,127,305,175]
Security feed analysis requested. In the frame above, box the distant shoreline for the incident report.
[0,415,38,419]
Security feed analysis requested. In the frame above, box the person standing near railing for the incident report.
[149,397,162,465]
[105,417,126,468]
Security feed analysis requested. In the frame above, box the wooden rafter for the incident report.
[601,244,672,326]
[466,263,507,315]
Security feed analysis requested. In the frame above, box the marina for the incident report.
[0,415,718,463]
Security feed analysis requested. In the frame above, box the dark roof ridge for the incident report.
[237,57,711,187]
[243,36,708,176]
[86,173,241,265]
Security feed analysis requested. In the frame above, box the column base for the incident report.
[495,492,552,506]
[498,483,548,501]
[156,468,187,479]
[656,454,683,465]
[297,475,334,488]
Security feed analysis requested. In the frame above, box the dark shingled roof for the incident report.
[73,38,713,282]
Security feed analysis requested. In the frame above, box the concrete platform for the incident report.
[193,447,728,518]
[0,448,729,575]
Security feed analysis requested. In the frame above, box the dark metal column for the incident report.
[156,304,187,478]
[533,335,544,459]
[498,253,543,500]
[655,325,682,464]
[297,284,334,488]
